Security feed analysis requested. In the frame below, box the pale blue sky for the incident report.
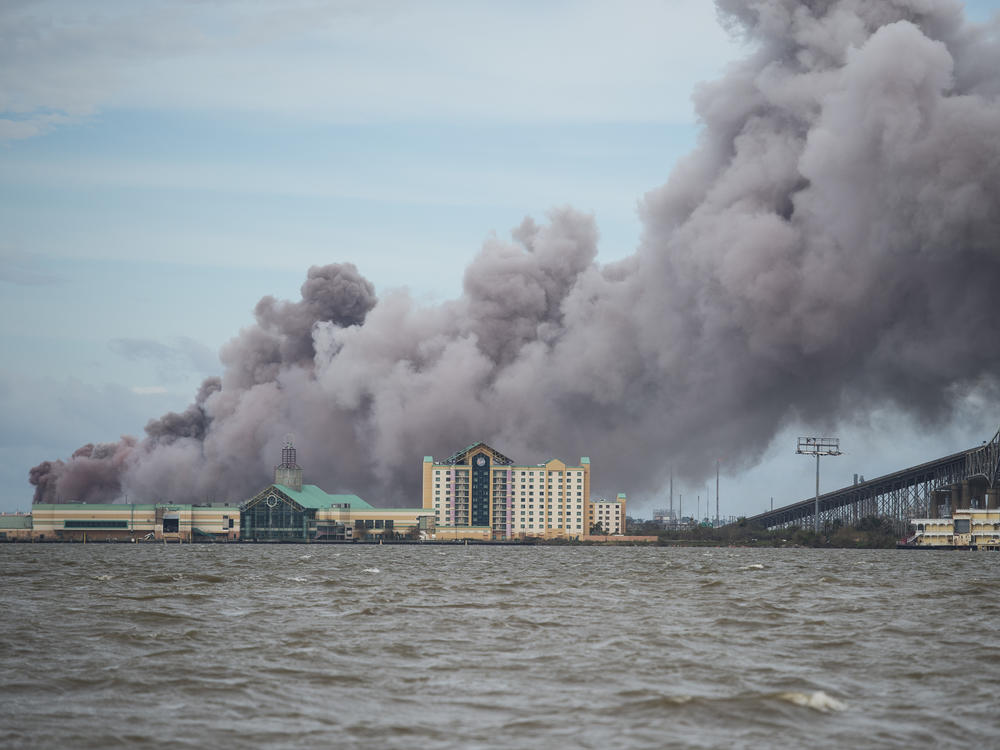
[2,0,998,516]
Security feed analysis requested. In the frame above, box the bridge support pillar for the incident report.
[986,488,1000,510]
[931,490,949,518]
[950,485,962,514]
[960,481,972,510]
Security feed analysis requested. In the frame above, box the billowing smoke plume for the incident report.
[30,0,1000,506]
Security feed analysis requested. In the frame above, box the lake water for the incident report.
[2,544,998,749]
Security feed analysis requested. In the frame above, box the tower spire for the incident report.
[274,434,303,491]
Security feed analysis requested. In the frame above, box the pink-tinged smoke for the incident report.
[30,0,1000,506]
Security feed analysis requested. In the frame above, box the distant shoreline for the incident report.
[0,537,659,546]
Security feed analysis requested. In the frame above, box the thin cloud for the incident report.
[110,337,219,382]
[130,386,169,395]
[0,249,64,286]
[0,0,738,141]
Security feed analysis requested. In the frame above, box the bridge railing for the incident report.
[966,426,1000,487]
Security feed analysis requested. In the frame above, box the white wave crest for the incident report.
[363,567,380,573]
[777,691,847,713]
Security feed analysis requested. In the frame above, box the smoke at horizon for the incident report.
[30,0,1000,506]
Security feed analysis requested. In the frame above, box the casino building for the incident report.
[239,440,435,542]
[422,442,625,540]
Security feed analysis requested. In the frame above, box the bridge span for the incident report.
[743,425,1000,533]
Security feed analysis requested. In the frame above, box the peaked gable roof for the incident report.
[442,442,515,466]
[243,484,374,511]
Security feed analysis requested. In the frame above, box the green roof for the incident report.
[273,484,374,510]
[0,515,31,529]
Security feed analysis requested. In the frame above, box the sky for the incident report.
[2,0,999,519]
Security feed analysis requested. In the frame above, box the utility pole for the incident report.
[669,471,674,524]
[797,437,842,534]
[716,459,720,528]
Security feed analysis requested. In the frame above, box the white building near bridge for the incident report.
[906,509,1000,549]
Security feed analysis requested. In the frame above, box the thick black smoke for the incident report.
[30,0,1000,506]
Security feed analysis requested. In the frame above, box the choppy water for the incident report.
[2,544,999,749]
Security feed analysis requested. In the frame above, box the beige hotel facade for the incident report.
[422,442,624,541]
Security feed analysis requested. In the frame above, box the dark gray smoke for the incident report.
[31,438,137,504]
[30,0,1000,506]
[143,377,220,444]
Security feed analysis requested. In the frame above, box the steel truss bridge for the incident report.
[743,425,1000,533]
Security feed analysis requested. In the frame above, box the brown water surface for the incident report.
[2,545,998,748]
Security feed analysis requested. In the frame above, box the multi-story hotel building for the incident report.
[422,442,623,541]
[589,494,626,535]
